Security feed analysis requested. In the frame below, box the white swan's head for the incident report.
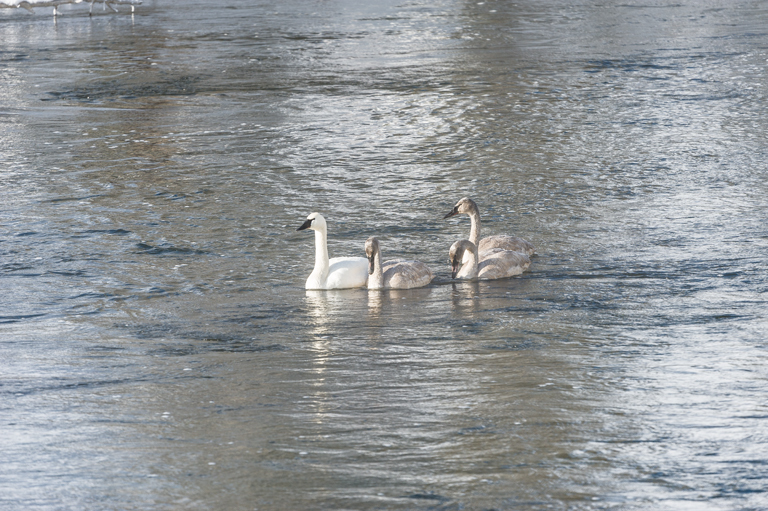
[297,212,327,232]
[449,239,476,279]
[444,197,478,219]
[364,236,380,275]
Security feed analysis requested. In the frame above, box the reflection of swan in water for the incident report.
[302,291,342,418]
[449,240,530,280]
[444,197,535,260]
[304,289,366,337]
[297,213,368,290]
[450,280,481,316]
[304,290,334,337]
[365,237,433,290]
[367,286,434,317]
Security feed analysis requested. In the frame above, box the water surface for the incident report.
[1,1,767,509]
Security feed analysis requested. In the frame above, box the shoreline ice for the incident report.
[0,0,141,15]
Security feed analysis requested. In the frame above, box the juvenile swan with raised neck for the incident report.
[449,239,530,280]
[297,213,368,290]
[444,197,535,257]
[365,237,433,290]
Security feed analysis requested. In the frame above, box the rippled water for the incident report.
[2,1,767,509]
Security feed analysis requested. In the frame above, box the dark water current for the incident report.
[1,1,767,509]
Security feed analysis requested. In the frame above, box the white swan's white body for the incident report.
[297,213,368,290]
[449,240,530,280]
[445,197,535,260]
[365,237,433,290]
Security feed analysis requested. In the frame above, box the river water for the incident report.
[1,1,767,509]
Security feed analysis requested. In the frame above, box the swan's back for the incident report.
[318,256,368,290]
[478,250,530,280]
[479,235,535,257]
[382,260,433,289]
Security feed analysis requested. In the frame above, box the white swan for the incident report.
[365,237,433,290]
[444,197,535,257]
[449,240,530,280]
[296,213,368,290]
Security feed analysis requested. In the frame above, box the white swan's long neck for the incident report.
[458,242,479,279]
[368,246,384,289]
[468,208,481,246]
[311,227,330,281]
